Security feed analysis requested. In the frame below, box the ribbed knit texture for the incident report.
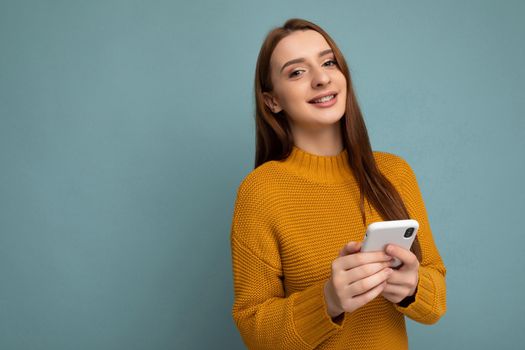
[230,145,447,349]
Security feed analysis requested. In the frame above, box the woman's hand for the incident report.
[324,241,394,318]
[381,244,420,304]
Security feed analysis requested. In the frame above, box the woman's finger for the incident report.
[382,282,408,295]
[339,250,393,270]
[338,241,362,257]
[346,267,393,296]
[385,269,418,287]
[386,244,419,269]
[351,280,388,306]
[345,262,391,284]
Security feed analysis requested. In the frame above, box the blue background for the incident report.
[1,0,523,349]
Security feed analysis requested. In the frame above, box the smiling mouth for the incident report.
[309,93,337,104]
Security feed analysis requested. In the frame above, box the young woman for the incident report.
[230,18,447,350]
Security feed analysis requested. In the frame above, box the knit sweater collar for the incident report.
[280,145,355,184]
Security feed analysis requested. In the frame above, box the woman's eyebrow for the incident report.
[280,49,334,73]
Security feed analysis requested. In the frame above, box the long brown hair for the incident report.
[253,18,421,261]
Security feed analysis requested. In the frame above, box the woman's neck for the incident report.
[290,120,344,156]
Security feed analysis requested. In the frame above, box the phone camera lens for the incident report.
[404,228,414,238]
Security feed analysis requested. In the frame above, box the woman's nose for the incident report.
[311,67,331,87]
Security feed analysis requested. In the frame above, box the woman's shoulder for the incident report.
[234,161,284,203]
[372,150,413,182]
[373,149,408,166]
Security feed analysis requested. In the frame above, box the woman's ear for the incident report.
[262,92,283,113]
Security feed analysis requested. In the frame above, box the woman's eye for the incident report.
[289,70,303,78]
[288,60,337,78]
[324,59,337,67]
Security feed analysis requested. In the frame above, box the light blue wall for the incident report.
[1,0,523,349]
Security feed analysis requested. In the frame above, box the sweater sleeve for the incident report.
[392,156,447,324]
[230,178,345,349]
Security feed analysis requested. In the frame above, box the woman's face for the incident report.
[263,30,347,132]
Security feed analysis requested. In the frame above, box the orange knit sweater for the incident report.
[230,145,447,349]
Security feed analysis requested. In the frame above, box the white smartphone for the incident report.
[361,219,419,268]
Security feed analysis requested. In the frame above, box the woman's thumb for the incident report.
[339,241,362,257]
